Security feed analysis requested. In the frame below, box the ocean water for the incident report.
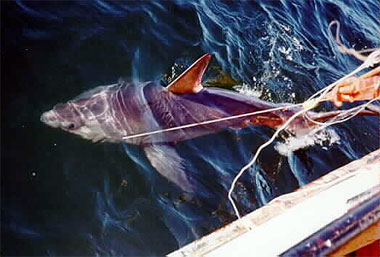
[1,0,379,256]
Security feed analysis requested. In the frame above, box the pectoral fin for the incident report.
[166,54,211,94]
[144,144,194,192]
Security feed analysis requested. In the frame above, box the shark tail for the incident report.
[310,104,380,123]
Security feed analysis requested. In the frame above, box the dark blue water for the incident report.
[1,0,379,256]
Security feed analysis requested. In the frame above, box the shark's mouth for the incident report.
[69,126,106,143]
[90,134,106,143]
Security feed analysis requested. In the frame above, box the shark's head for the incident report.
[41,86,111,142]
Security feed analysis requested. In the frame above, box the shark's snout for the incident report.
[41,110,60,128]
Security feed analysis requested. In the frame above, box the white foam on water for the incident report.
[275,128,341,156]
[233,83,262,98]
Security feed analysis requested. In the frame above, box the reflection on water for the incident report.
[1,0,379,255]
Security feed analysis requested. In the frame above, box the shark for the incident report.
[41,54,379,192]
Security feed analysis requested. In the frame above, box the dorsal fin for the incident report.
[166,53,212,94]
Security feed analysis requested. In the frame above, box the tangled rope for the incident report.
[328,20,379,62]
[228,21,380,218]
[120,21,379,219]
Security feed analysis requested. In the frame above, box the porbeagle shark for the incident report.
[41,54,378,192]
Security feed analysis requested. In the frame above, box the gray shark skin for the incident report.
[40,54,378,192]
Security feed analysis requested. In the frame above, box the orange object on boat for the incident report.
[325,67,380,106]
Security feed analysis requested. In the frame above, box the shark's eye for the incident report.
[67,123,76,130]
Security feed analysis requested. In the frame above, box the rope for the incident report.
[328,20,378,61]
[303,96,380,128]
[122,103,303,140]
[228,108,308,219]
[228,38,380,218]
[119,20,379,219]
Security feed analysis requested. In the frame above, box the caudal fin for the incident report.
[310,106,379,123]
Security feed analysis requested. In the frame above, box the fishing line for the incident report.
[304,97,380,128]
[303,80,380,129]
[122,103,304,140]
[228,107,308,219]
[305,49,379,107]
[228,31,380,218]
[304,95,380,127]
[122,69,379,141]
[328,20,378,61]
[120,20,379,219]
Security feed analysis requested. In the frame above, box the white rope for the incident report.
[122,103,303,140]
[228,108,308,219]
[118,21,379,219]
[228,47,380,219]
[329,20,378,61]
[307,49,380,104]
[304,97,380,128]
